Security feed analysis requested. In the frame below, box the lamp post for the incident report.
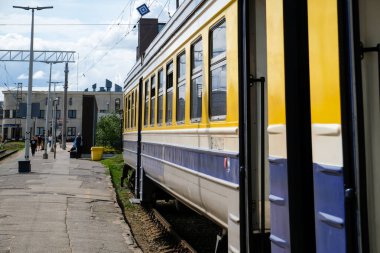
[43,62,55,159]
[13,5,53,172]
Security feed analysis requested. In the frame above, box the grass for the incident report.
[101,154,136,210]
[2,141,25,151]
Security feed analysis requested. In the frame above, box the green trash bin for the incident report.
[91,147,104,161]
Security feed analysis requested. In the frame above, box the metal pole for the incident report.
[54,100,57,159]
[23,8,35,168]
[13,5,53,172]
[62,63,68,150]
[43,63,53,159]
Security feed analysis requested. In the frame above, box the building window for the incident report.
[177,52,186,122]
[191,38,203,121]
[45,97,48,105]
[4,110,10,118]
[12,110,17,118]
[56,110,61,119]
[57,97,60,105]
[69,97,73,106]
[115,98,121,112]
[144,80,149,126]
[39,110,45,119]
[210,19,227,119]
[67,127,76,137]
[166,61,173,124]
[68,110,76,118]
[157,69,164,125]
[36,127,44,136]
[100,110,107,113]
[150,75,156,126]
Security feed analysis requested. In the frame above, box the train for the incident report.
[122,0,380,253]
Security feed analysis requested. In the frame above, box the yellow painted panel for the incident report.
[225,1,239,124]
[266,0,286,125]
[308,0,341,124]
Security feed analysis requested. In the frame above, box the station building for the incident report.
[0,89,123,149]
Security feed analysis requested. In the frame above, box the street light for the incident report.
[13,5,53,172]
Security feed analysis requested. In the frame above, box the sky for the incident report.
[0,0,180,100]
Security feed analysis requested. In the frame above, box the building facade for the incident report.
[1,90,123,142]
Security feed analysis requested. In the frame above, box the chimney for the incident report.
[137,18,159,60]
[105,79,112,92]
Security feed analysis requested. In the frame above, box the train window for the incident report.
[210,19,226,63]
[128,95,132,129]
[210,19,227,119]
[124,96,129,129]
[166,61,173,124]
[150,75,156,126]
[158,69,164,124]
[177,52,186,122]
[144,80,150,126]
[191,38,203,121]
[132,90,136,128]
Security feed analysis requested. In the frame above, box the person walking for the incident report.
[73,133,83,159]
[30,136,37,156]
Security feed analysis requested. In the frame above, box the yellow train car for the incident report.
[123,0,380,252]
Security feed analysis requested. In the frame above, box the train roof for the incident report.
[123,0,206,91]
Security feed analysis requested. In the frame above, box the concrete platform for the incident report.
[0,145,142,253]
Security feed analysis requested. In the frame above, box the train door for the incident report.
[353,0,380,252]
[239,0,270,252]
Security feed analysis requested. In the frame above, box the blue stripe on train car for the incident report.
[269,157,291,253]
[141,142,239,184]
[313,163,346,253]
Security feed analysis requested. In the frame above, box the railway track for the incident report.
[150,201,225,253]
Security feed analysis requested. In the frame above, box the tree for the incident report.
[95,113,122,148]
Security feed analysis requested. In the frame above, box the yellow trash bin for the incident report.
[91,147,104,161]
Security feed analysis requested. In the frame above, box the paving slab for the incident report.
[0,146,142,253]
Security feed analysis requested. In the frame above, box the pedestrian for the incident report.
[36,136,40,151]
[73,133,83,159]
[30,136,37,156]
[48,135,52,147]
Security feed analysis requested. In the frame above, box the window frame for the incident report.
[209,19,227,121]
[144,79,150,126]
[150,75,156,127]
[157,68,164,125]
[190,37,203,122]
[68,110,76,119]
[166,61,174,125]
[176,51,186,123]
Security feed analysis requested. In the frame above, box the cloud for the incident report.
[0,0,179,95]
[33,70,45,79]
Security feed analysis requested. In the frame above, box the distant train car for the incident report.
[123,0,380,252]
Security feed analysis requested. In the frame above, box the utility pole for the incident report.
[43,63,54,159]
[13,5,53,173]
[62,63,68,150]
[15,82,22,140]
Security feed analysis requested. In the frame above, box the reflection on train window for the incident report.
[166,61,173,124]
[177,52,186,122]
[144,80,150,126]
[150,75,156,126]
[211,19,226,60]
[210,19,227,119]
[158,69,164,124]
[191,38,203,121]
